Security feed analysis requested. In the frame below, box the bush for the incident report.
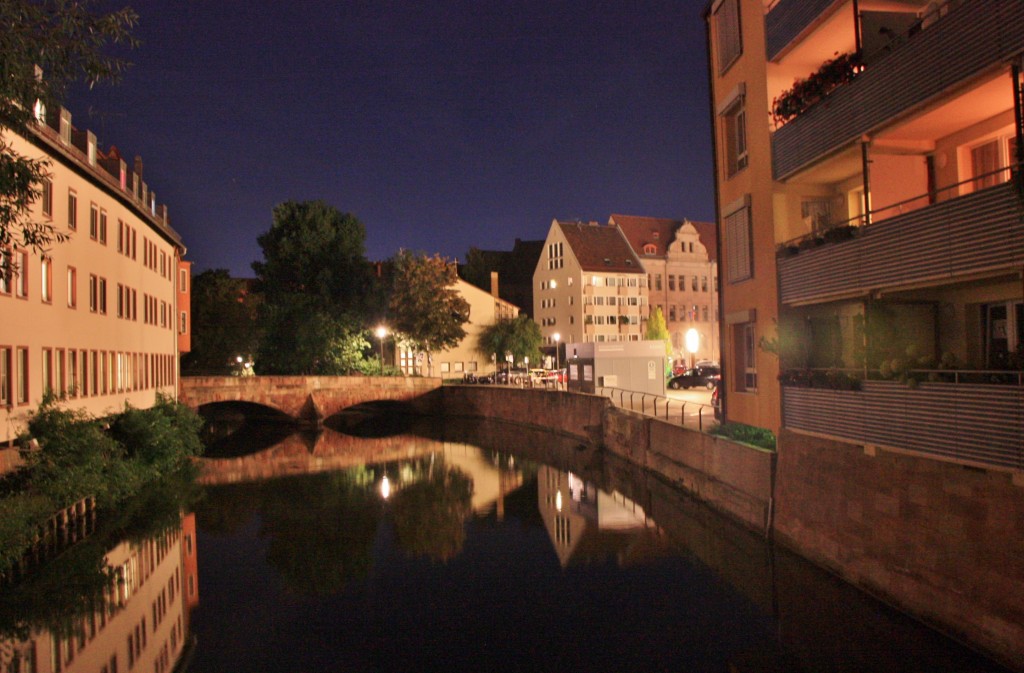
[710,422,776,450]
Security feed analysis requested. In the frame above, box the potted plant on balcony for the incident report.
[771,52,863,127]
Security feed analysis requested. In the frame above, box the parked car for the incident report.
[668,365,721,390]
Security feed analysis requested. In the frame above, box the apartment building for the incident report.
[398,277,519,378]
[610,215,720,365]
[533,220,648,348]
[706,0,1024,664]
[1,101,190,446]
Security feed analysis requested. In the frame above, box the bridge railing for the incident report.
[595,387,717,432]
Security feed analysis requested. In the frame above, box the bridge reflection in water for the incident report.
[185,412,1009,673]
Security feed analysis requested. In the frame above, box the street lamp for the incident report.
[685,328,700,369]
[375,325,387,375]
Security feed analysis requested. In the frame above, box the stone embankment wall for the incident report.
[440,386,773,533]
[774,429,1024,671]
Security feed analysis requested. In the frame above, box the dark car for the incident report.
[668,365,721,390]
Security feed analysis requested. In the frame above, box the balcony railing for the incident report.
[777,179,1024,305]
[783,379,1024,471]
[771,0,1024,181]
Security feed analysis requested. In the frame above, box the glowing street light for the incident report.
[375,325,388,375]
[685,328,700,368]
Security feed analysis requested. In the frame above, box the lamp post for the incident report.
[375,325,387,375]
[553,332,561,388]
[685,328,700,369]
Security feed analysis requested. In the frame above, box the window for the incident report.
[180,311,187,335]
[41,178,53,218]
[67,190,77,230]
[713,0,742,73]
[643,243,657,255]
[655,274,662,291]
[99,211,107,244]
[668,275,676,291]
[14,249,28,298]
[42,348,52,395]
[67,267,77,308]
[669,305,676,321]
[89,204,98,240]
[56,348,65,396]
[0,347,10,407]
[99,278,108,315]
[702,306,709,322]
[970,136,1015,192]
[40,257,52,303]
[722,95,748,176]
[801,198,834,234]
[68,350,78,397]
[89,274,98,312]
[692,275,698,291]
[724,199,752,282]
[734,322,757,391]
[16,347,28,405]
[179,269,188,293]
[702,276,708,292]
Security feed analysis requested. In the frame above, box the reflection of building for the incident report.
[536,465,654,567]
[534,220,649,348]
[0,98,190,448]
[441,444,524,519]
[398,278,519,378]
[0,514,196,673]
[610,215,719,365]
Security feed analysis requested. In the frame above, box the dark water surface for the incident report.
[184,417,1011,673]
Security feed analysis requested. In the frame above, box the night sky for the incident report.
[67,1,714,277]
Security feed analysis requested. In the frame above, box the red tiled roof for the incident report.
[557,220,645,273]
[609,214,718,264]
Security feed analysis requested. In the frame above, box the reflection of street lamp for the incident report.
[685,328,700,369]
[380,475,391,500]
[553,332,561,373]
[375,325,387,375]
[505,351,513,384]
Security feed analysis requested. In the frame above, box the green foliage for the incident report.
[388,250,470,368]
[252,201,378,374]
[389,465,472,562]
[645,306,672,356]
[476,314,542,367]
[181,269,259,375]
[710,422,777,450]
[109,394,204,475]
[0,0,138,277]
[0,494,54,576]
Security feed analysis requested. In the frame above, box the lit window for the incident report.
[67,191,77,230]
[40,257,52,303]
[41,178,53,218]
[67,267,77,308]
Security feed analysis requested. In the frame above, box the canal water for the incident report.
[0,414,1013,673]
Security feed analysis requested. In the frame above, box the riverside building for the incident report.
[1,100,191,449]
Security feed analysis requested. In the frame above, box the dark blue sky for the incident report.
[69,0,714,277]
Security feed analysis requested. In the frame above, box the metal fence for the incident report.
[595,387,717,432]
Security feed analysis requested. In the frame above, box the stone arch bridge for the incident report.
[179,376,442,424]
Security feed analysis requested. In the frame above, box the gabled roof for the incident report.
[557,220,644,273]
[609,214,718,263]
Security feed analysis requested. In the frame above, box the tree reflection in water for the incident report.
[387,463,472,562]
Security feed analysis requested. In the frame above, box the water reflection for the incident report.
[0,513,198,673]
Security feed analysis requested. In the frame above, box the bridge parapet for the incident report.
[180,376,442,422]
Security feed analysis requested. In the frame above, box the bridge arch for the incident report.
[180,376,442,425]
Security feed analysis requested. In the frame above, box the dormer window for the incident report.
[643,244,657,255]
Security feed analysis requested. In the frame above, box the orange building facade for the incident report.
[1,102,190,446]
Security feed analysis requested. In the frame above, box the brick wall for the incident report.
[775,429,1024,669]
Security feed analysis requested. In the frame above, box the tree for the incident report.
[476,314,542,369]
[181,269,259,375]
[0,0,139,277]
[388,250,469,375]
[645,306,672,356]
[251,201,375,374]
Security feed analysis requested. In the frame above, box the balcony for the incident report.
[777,180,1024,305]
[765,0,838,61]
[771,0,1024,181]
[783,379,1023,472]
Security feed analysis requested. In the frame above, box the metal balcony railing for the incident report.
[777,178,1024,305]
[771,0,1024,181]
[782,377,1024,471]
[595,386,716,433]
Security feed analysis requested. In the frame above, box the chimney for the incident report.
[133,155,143,179]
[490,271,499,299]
